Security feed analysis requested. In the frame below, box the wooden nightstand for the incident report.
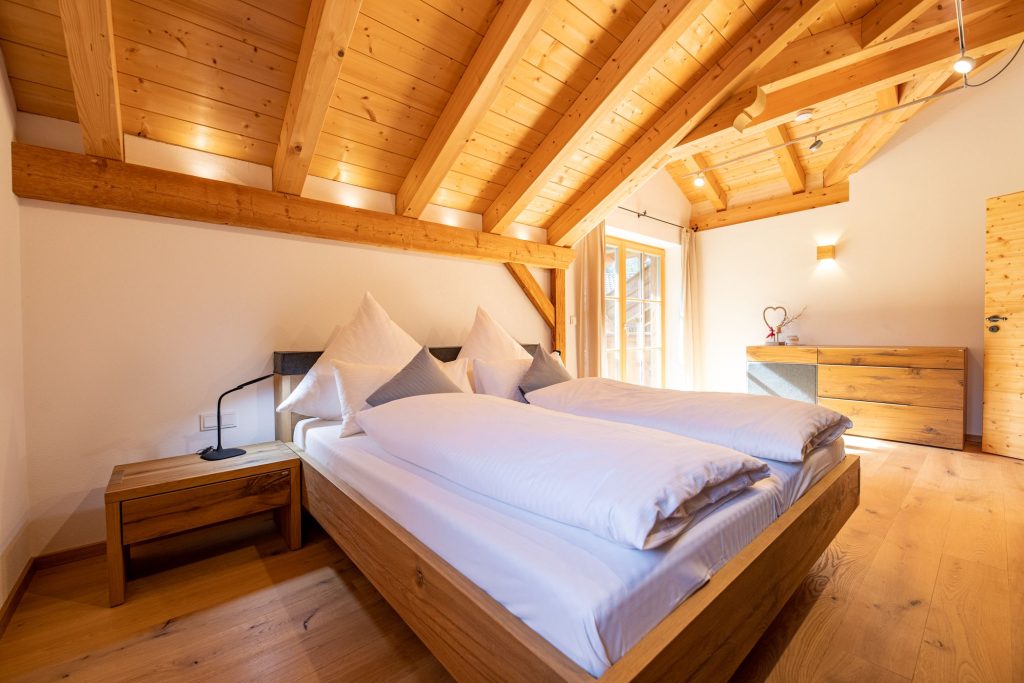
[104,441,301,606]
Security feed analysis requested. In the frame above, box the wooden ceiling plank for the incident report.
[12,142,575,270]
[823,70,951,186]
[764,124,806,193]
[692,181,850,230]
[273,0,362,195]
[547,0,834,247]
[504,263,556,328]
[674,1,1024,159]
[58,0,123,160]
[860,0,934,47]
[681,153,728,210]
[396,0,550,218]
[482,0,716,235]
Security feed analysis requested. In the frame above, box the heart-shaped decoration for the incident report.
[763,306,787,330]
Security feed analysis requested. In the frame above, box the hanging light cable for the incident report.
[953,0,976,75]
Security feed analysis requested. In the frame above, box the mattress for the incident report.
[295,419,845,676]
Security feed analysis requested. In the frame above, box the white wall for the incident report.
[697,55,1024,435]
[0,56,30,604]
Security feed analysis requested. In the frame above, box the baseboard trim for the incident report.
[0,541,105,638]
[0,557,34,638]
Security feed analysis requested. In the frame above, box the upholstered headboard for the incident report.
[273,345,540,442]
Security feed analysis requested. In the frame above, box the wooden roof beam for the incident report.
[546,0,833,247]
[680,154,727,210]
[861,0,936,47]
[505,263,555,328]
[273,0,362,195]
[765,125,806,194]
[397,0,550,218]
[482,0,715,235]
[58,0,122,160]
[691,182,849,231]
[12,143,575,270]
[672,2,1024,159]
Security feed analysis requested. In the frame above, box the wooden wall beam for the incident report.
[691,182,849,231]
[551,268,566,354]
[482,0,714,235]
[504,263,556,329]
[672,2,1024,160]
[764,125,806,194]
[11,143,575,270]
[397,0,549,218]
[680,154,727,210]
[273,0,362,195]
[860,0,935,48]
[546,0,833,247]
[58,0,122,160]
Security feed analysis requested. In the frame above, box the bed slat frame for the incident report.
[275,356,860,682]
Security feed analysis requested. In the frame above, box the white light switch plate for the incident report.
[200,412,236,431]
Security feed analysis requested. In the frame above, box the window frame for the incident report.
[604,235,667,387]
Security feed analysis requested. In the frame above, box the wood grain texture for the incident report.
[746,345,819,364]
[860,0,934,47]
[551,267,566,354]
[819,397,963,449]
[817,346,966,369]
[764,124,806,193]
[273,0,362,194]
[58,0,123,159]
[817,364,965,410]
[504,263,555,329]
[397,0,548,218]
[693,182,849,230]
[11,142,575,269]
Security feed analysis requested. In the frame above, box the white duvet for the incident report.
[356,393,769,550]
[525,378,852,463]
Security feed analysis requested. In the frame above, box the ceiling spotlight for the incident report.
[794,109,815,123]
[809,137,824,152]
[693,174,706,188]
[953,54,976,74]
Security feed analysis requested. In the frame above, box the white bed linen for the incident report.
[294,419,845,676]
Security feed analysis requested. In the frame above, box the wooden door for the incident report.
[983,190,1024,459]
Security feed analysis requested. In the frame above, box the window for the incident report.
[604,236,665,387]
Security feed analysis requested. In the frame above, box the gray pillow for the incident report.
[366,346,463,407]
[520,347,572,397]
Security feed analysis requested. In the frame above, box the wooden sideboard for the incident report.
[746,346,966,449]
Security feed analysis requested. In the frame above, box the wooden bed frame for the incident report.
[274,350,860,682]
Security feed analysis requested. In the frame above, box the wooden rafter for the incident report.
[546,0,833,247]
[482,0,715,235]
[11,143,575,270]
[673,1,1024,160]
[692,182,850,231]
[764,125,806,194]
[680,154,727,210]
[397,0,549,218]
[273,0,361,195]
[861,0,936,48]
[504,263,555,329]
[58,0,122,160]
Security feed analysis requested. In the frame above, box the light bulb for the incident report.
[809,138,824,152]
[794,109,815,123]
[693,175,706,188]
[953,54,976,74]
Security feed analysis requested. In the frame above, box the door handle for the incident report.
[986,315,1008,322]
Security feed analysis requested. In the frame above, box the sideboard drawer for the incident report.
[121,469,291,544]
[818,398,963,449]
[816,347,965,370]
[817,365,964,410]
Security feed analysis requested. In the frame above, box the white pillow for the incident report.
[473,358,532,402]
[331,356,473,436]
[457,308,532,362]
[276,293,420,419]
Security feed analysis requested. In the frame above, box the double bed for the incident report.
[275,349,860,682]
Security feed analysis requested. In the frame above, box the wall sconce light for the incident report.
[817,245,837,260]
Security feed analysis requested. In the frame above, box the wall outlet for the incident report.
[200,412,236,432]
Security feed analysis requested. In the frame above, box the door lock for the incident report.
[989,325,1000,333]
[986,315,1008,323]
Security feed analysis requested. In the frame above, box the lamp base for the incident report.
[200,447,247,461]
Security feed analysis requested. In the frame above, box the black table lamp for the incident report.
[199,373,274,461]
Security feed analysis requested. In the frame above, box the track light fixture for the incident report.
[954,55,976,74]
[809,137,823,152]
[952,0,975,74]
[793,109,815,123]
[693,174,706,188]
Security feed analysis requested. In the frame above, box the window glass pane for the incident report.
[625,249,643,299]
[625,299,642,349]
[604,245,619,298]
[606,350,621,380]
[644,349,662,387]
[643,253,661,301]
[604,299,620,350]
[644,301,661,349]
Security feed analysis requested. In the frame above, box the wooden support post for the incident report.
[551,268,566,355]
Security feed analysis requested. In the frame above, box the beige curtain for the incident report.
[680,227,702,390]
[574,223,606,378]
